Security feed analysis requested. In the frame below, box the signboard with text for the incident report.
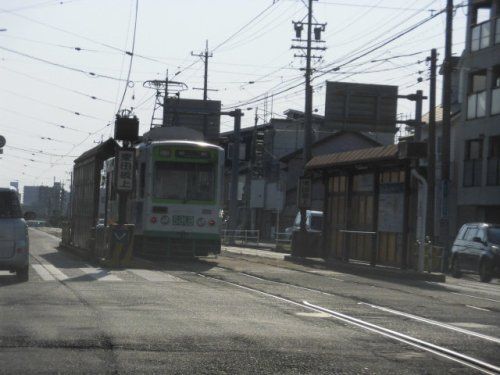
[116,149,134,193]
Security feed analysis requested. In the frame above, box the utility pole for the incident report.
[427,49,437,243]
[441,0,453,266]
[291,0,326,232]
[192,40,215,138]
[228,109,243,235]
[414,90,424,141]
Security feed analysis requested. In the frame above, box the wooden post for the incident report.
[401,164,411,269]
[371,169,380,267]
[344,172,354,262]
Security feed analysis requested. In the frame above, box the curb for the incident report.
[284,255,446,283]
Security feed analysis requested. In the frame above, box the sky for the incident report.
[0,0,467,191]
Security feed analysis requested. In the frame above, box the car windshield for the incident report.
[0,191,22,219]
[487,228,500,245]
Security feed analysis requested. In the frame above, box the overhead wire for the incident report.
[117,0,139,112]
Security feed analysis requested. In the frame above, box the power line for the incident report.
[0,66,115,103]
[0,45,136,82]
[212,1,280,52]
[117,0,139,112]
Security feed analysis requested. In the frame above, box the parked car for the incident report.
[292,210,323,233]
[450,223,500,282]
[0,187,29,281]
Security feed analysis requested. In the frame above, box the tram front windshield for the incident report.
[154,161,215,202]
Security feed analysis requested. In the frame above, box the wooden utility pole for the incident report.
[427,49,437,242]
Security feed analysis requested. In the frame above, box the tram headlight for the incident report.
[197,217,206,227]
[208,219,216,226]
[150,216,158,224]
[160,215,170,225]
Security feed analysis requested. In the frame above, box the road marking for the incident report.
[358,302,500,344]
[295,312,331,318]
[43,264,69,281]
[466,305,491,312]
[451,292,500,303]
[80,267,122,281]
[200,274,500,375]
[32,264,56,281]
[241,272,332,295]
[129,269,185,282]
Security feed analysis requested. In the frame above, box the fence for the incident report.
[221,230,260,246]
[275,232,292,250]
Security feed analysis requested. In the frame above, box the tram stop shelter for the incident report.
[305,142,426,270]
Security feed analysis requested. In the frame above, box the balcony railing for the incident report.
[467,91,487,119]
[471,21,491,51]
[487,158,500,185]
[492,87,500,115]
[463,159,482,187]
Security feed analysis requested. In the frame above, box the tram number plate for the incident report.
[172,215,194,226]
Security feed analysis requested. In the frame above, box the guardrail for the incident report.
[221,230,260,246]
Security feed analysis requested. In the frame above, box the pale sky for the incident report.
[0,0,467,191]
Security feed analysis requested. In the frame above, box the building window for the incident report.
[471,2,492,51]
[492,66,500,115]
[487,135,500,185]
[463,139,483,187]
[467,71,487,119]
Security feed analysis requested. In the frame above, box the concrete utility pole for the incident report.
[192,40,215,138]
[441,0,453,265]
[414,90,424,141]
[291,0,326,232]
[427,49,437,243]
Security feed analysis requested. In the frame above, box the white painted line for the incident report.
[241,272,332,296]
[32,264,56,281]
[358,302,500,344]
[129,269,185,282]
[43,264,69,281]
[80,267,122,281]
[451,292,500,304]
[295,312,331,318]
[466,305,491,312]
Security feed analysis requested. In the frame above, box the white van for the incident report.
[0,187,29,281]
[292,210,323,233]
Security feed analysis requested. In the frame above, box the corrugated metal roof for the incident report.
[306,144,399,170]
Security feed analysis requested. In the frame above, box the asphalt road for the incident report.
[0,229,499,374]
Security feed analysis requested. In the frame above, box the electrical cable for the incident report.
[117,0,139,112]
[0,45,138,82]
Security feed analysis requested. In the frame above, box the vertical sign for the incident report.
[297,177,312,209]
[116,149,134,192]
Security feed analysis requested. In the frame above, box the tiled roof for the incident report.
[306,144,399,170]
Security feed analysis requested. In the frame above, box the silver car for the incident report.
[0,187,29,281]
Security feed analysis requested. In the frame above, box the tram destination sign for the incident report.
[116,149,135,193]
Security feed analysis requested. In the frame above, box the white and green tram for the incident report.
[101,139,225,258]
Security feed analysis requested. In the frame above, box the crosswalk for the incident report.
[5,263,189,283]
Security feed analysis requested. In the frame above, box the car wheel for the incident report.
[479,259,493,283]
[16,266,29,282]
[451,256,462,278]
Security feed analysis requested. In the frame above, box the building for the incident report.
[279,131,382,227]
[22,182,69,220]
[453,0,500,228]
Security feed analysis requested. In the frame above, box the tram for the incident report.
[100,136,225,258]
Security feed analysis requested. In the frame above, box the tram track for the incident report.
[197,271,500,374]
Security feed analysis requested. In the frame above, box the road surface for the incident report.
[0,229,499,374]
